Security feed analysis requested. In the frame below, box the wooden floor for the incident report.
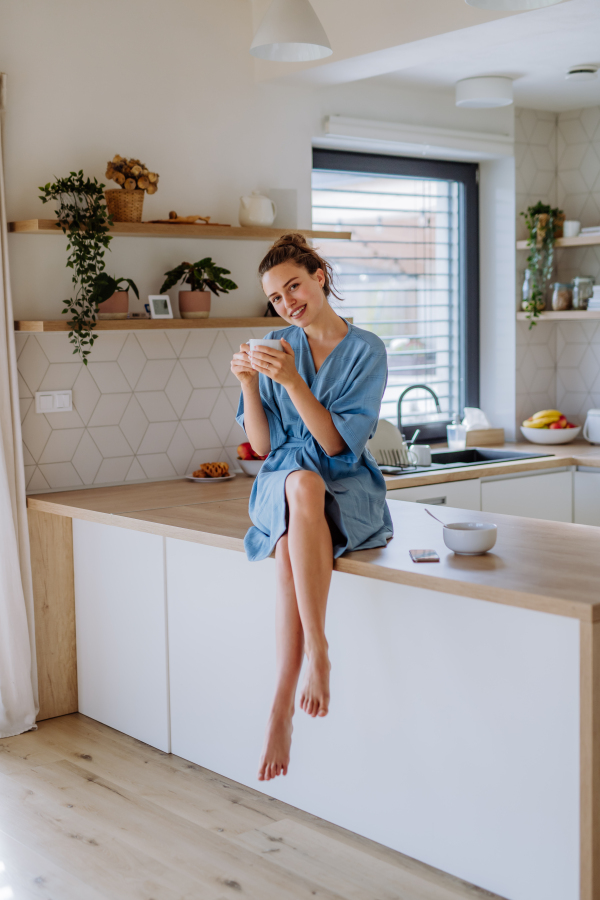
[0,714,505,900]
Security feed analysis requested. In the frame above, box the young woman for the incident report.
[230,233,393,782]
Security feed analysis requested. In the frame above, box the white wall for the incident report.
[479,157,517,439]
[3,0,514,322]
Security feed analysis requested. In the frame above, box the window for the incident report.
[312,149,479,436]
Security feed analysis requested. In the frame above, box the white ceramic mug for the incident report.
[583,409,600,444]
[409,444,432,466]
[248,338,282,353]
[563,220,581,238]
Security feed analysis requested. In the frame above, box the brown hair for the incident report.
[258,232,341,300]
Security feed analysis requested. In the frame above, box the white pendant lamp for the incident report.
[466,0,563,9]
[456,76,513,108]
[250,0,332,62]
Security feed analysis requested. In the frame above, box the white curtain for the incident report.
[0,73,38,737]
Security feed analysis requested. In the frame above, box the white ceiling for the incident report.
[373,0,600,111]
[258,0,600,112]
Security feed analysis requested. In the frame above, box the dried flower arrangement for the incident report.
[105,156,159,194]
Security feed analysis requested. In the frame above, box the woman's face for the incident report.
[262,262,326,328]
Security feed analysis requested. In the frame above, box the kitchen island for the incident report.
[26,446,600,900]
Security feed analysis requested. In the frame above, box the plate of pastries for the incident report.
[185,461,235,482]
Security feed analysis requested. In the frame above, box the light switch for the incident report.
[35,390,72,413]
[38,393,54,412]
[55,392,70,409]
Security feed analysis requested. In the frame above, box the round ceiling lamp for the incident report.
[250,0,332,62]
[455,76,513,108]
[465,0,563,9]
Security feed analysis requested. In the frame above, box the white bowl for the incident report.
[443,522,497,556]
[237,458,264,476]
[520,425,581,444]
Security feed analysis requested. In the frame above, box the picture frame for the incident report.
[148,295,174,319]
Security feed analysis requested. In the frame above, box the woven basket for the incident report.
[105,188,144,223]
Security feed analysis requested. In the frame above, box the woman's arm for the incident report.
[231,344,271,457]
[250,341,346,457]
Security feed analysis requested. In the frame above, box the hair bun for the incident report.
[272,232,311,251]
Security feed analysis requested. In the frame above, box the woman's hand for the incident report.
[250,340,300,390]
[231,343,258,386]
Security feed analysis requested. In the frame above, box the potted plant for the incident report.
[91,273,140,320]
[520,202,564,328]
[104,155,159,223]
[160,258,238,319]
[39,170,112,363]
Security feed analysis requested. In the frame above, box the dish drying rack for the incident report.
[367,420,417,471]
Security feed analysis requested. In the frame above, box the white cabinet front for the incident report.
[73,519,170,752]
[481,471,572,522]
[387,477,480,510]
[574,470,600,526]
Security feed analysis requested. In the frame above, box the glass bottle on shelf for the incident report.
[521,269,546,313]
[551,282,573,311]
[572,276,594,310]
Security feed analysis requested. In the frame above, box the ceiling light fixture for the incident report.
[250,0,332,62]
[565,65,598,82]
[465,0,563,9]
[455,76,513,108]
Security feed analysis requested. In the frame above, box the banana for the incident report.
[532,409,561,421]
[523,415,560,428]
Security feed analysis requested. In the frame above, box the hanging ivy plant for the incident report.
[39,171,113,363]
[520,201,563,329]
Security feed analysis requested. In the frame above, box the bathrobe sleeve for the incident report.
[328,344,388,460]
[236,375,288,453]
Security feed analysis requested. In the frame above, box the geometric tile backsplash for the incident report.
[17,326,271,492]
[515,105,600,431]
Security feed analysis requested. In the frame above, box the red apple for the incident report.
[549,421,562,429]
[558,415,567,428]
[237,442,255,460]
[566,422,577,428]
[237,441,268,461]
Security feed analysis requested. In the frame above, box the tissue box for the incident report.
[466,428,505,446]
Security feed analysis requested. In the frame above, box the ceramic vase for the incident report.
[98,291,128,320]
[179,290,211,319]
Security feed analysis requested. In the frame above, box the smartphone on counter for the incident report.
[409,549,440,563]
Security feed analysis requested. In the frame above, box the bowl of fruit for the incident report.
[237,442,267,476]
[521,410,581,443]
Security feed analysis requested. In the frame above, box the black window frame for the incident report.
[312,148,480,415]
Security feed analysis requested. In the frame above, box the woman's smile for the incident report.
[289,305,307,320]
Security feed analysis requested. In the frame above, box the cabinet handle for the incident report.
[415,496,447,506]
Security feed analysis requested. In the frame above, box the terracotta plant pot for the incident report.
[98,290,129,320]
[179,290,211,319]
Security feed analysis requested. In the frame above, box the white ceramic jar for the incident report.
[239,192,277,227]
[583,409,600,444]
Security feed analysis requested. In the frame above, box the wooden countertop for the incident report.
[383,440,600,489]
[27,452,600,623]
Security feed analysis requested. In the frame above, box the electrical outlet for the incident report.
[35,390,72,413]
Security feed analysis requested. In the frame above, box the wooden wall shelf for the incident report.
[516,233,600,250]
[9,219,352,242]
[516,310,600,321]
[15,316,285,333]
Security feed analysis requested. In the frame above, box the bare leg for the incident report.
[285,470,333,719]
[258,534,304,781]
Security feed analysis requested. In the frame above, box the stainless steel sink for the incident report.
[380,447,553,476]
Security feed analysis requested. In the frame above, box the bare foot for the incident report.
[300,649,331,718]
[258,712,293,781]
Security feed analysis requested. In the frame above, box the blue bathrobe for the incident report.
[236,320,394,562]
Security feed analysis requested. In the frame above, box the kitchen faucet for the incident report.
[397,384,442,435]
